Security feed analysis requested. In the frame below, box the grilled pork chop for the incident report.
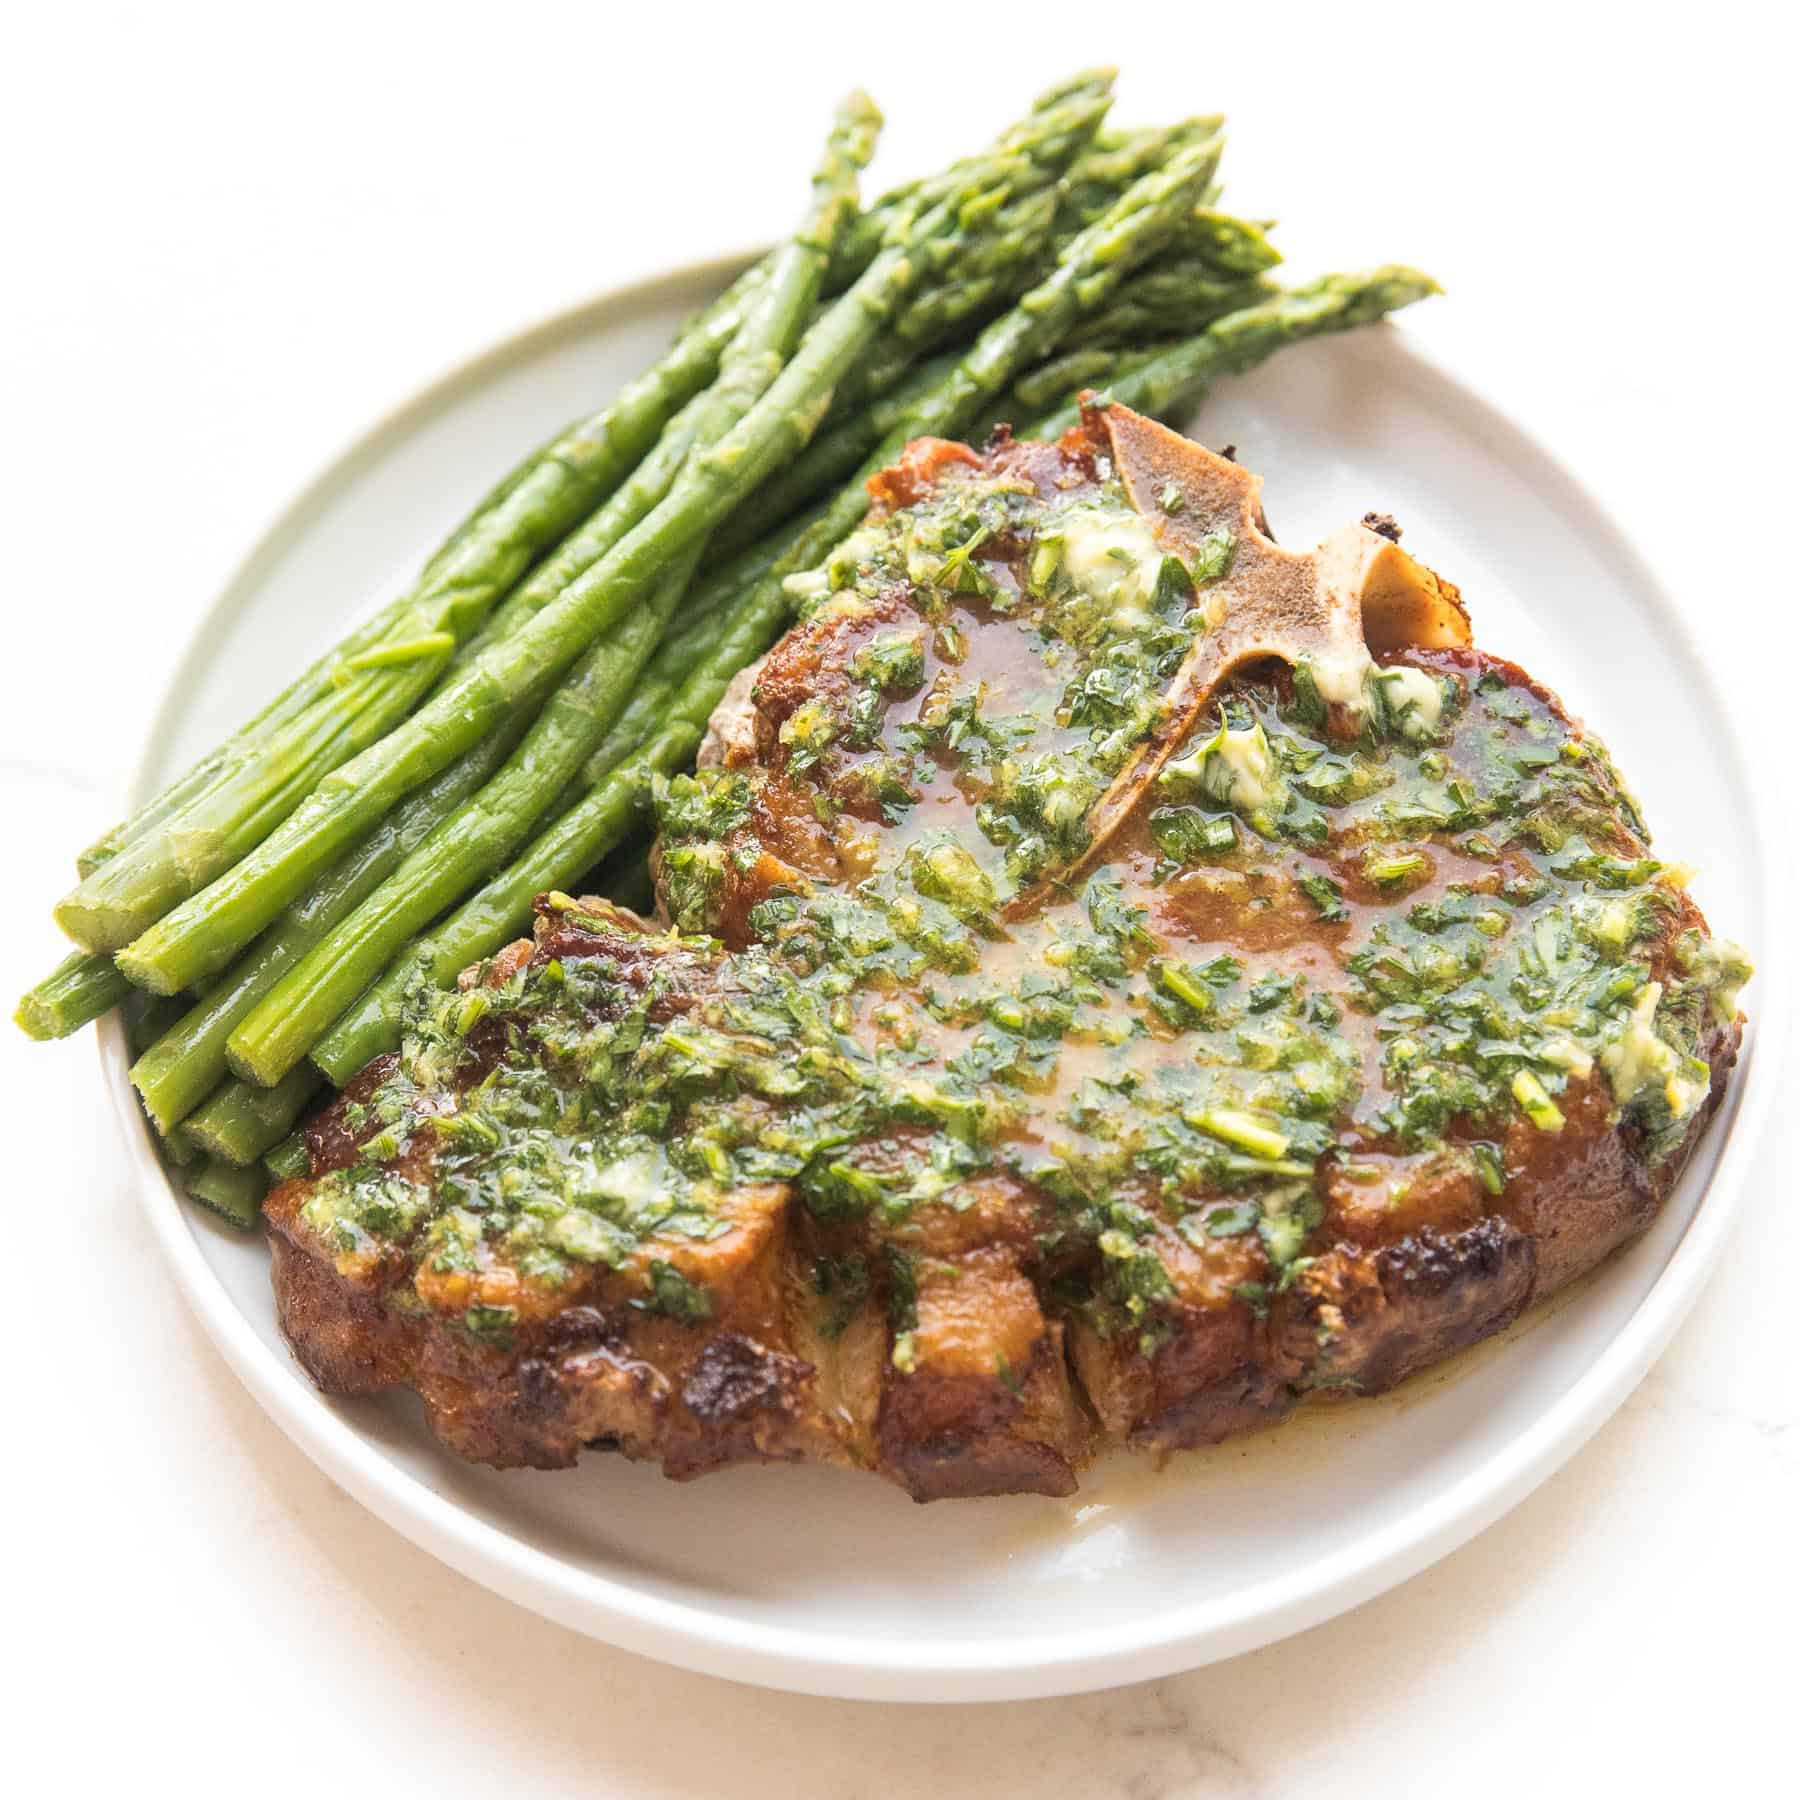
[267,404,1750,1500]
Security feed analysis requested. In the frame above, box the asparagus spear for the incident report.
[1167,207,1282,275]
[910,185,1061,284]
[1007,346,1136,413]
[891,270,1018,349]
[126,992,193,1056]
[224,96,882,1083]
[836,139,1224,470]
[14,949,134,1041]
[1060,267,1273,349]
[1024,266,1443,439]
[77,687,330,880]
[578,557,772,784]
[816,129,1205,439]
[543,542,780,813]
[984,264,1274,432]
[887,190,1064,347]
[264,1131,312,1184]
[182,1155,267,1229]
[458,387,724,658]
[704,350,961,565]
[1019,67,1120,112]
[183,1066,322,1167]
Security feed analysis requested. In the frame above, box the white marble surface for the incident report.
[5,4,1796,1793]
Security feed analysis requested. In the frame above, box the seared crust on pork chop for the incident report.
[267,406,1747,1499]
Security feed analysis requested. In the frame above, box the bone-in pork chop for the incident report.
[266,405,1749,1500]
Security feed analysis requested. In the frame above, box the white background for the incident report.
[5,3,1796,1794]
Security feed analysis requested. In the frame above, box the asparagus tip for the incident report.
[1033,67,1119,110]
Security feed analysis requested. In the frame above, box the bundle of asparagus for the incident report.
[15,70,1438,1226]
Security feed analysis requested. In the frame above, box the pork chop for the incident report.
[266,404,1749,1499]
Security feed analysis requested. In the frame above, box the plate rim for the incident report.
[97,251,1790,1703]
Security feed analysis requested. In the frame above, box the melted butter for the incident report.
[1050,505,1167,618]
[1599,981,1709,1123]
[1378,663,1445,738]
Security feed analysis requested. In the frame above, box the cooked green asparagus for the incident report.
[20,70,1448,1246]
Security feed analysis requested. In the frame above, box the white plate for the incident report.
[101,254,1781,1702]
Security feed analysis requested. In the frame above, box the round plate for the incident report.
[101,254,1781,1702]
